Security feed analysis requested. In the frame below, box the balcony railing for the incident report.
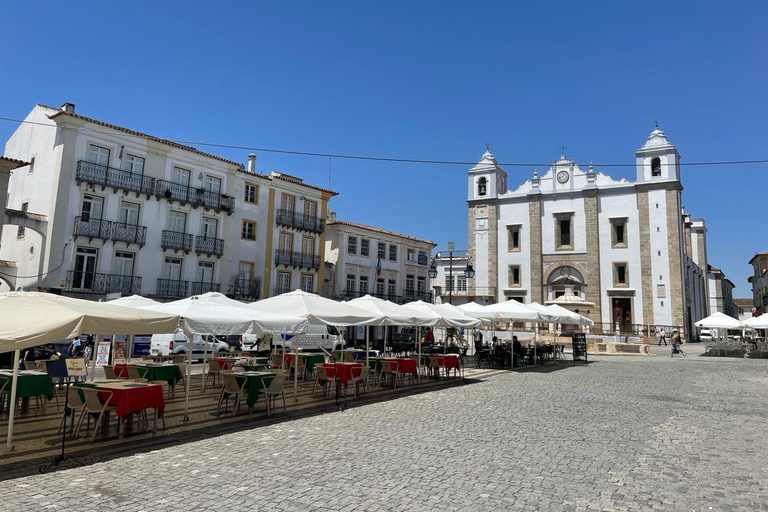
[191,282,221,295]
[402,290,434,303]
[73,216,112,241]
[111,222,147,246]
[195,236,224,257]
[65,271,141,295]
[156,278,189,298]
[161,230,193,252]
[231,278,261,300]
[155,180,234,213]
[76,160,155,196]
[275,209,324,234]
[273,249,320,269]
[438,286,497,297]
[106,274,142,295]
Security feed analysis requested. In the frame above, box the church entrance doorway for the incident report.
[612,298,632,332]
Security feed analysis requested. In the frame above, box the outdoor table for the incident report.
[213,357,240,370]
[335,350,375,361]
[75,380,165,437]
[295,353,326,379]
[226,371,276,410]
[0,370,55,411]
[115,363,183,389]
[394,358,418,380]
[429,354,461,377]
[147,355,177,363]
[320,362,362,392]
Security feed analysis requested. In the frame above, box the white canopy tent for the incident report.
[106,295,161,308]
[142,294,307,419]
[347,295,442,366]
[544,303,594,326]
[695,312,743,329]
[0,291,180,451]
[247,290,384,400]
[745,313,768,329]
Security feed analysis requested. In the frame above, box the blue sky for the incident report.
[2,1,766,295]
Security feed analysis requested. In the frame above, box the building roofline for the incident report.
[327,219,435,246]
[46,106,244,168]
[748,251,768,265]
[270,172,338,196]
[235,168,338,195]
[0,156,31,170]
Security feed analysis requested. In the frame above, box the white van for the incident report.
[150,332,230,360]
[240,324,345,353]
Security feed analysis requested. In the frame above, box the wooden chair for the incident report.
[259,374,287,416]
[77,388,118,441]
[217,374,248,416]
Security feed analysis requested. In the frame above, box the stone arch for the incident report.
[544,264,586,302]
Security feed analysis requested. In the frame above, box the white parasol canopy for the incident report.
[347,295,441,326]
[404,301,482,328]
[106,294,161,308]
[247,289,383,326]
[0,291,179,352]
[744,313,768,329]
[540,303,594,326]
[0,291,180,451]
[142,294,308,335]
[694,312,743,329]
[470,301,543,322]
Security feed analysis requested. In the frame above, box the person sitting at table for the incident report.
[512,336,525,367]
[491,336,499,349]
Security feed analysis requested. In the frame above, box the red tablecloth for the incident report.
[395,358,418,378]
[321,362,362,387]
[430,354,460,370]
[94,383,165,421]
[213,357,237,370]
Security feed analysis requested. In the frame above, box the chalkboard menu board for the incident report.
[572,333,588,365]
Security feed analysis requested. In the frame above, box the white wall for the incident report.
[496,200,531,300]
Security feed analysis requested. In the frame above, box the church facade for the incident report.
[467,125,710,339]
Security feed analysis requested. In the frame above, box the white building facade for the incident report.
[468,126,711,339]
[748,252,768,316]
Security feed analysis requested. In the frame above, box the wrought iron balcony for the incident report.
[191,282,221,295]
[275,209,324,234]
[156,278,188,298]
[66,270,107,293]
[73,216,112,241]
[76,160,155,196]
[275,249,293,266]
[195,236,224,257]
[273,249,320,269]
[161,230,193,252]
[336,289,406,304]
[156,180,234,214]
[402,290,434,303]
[106,274,142,295]
[111,222,147,246]
[230,278,261,300]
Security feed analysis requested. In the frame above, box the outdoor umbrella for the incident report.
[142,294,307,419]
[104,295,163,375]
[545,303,594,326]
[745,313,768,329]
[694,312,743,329]
[0,291,180,451]
[247,289,383,400]
[347,295,442,368]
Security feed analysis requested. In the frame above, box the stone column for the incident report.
[666,188,685,328]
[583,190,602,323]
[637,190,654,326]
[528,194,543,303]
[487,203,498,300]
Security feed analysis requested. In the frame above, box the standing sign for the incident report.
[65,358,87,377]
[132,335,152,357]
[113,340,129,364]
[572,333,588,365]
[95,341,111,367]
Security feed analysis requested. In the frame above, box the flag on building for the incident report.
[376,257,381,277]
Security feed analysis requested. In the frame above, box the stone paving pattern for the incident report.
[2,343,767,511]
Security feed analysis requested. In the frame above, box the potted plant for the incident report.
[164,189,172,198]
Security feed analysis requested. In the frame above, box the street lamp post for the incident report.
[447,242,455,304]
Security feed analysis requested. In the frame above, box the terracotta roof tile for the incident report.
[0,156,30,169]
[733,298,754,307]
[46,107,244,167]
[327,219,435,246]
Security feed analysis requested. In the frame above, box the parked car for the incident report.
[150,332,229,360]
[699,328,715,343]
[240,324,345,353]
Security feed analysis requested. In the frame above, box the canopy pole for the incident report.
[89,337,98,381]
[201,335,208,392]
[5,350,20,452]
[183,328,193,422]
[128,334,135,363]
[293,337,299,402]
[365,326,370,372]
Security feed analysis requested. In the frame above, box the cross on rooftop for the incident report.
[559,145,567,157]
[654,119,659,129]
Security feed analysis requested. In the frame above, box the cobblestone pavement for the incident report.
[2,344,768,511]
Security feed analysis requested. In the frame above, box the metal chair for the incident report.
[57,385,86,435]
[217,373,249,416]
[260,374,287,416]
[349,367,370,397]
[204,359,223,390]
[77,387,118,441]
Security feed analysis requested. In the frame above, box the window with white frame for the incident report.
[88,145,110,166]
[124,154,144,174]
[348,236,357,255]
[457,276,467,292]
[301,274,314,293]
[360,239,370,257]
[389,244,397,261]
[244,183,258,204]
[359,276,369,294]
[377,242,386,259]
[277,271,291,294]
[346,274,356,293]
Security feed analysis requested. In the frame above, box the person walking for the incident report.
[658,327,667,346]
[670,329,685,357]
